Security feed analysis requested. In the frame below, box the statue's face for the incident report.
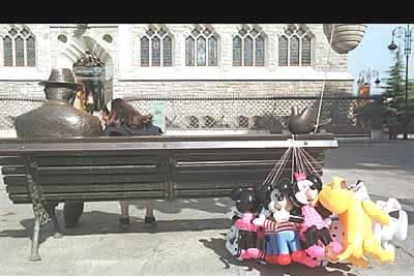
[45,87,76,102]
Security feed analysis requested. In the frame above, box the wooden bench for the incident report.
[0,134,337,261]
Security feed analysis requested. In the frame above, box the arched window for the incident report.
[233,37,242,66]
[2,27,36,67]
[233,25,266,66]
[185,37,195,66]
[278,24,313,66]
[278,36,288,66]
[186,26,218,66]
[140,26,172,66]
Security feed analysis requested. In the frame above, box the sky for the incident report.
[348,24,413,95]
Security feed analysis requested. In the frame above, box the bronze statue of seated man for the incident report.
[15,68,103,228]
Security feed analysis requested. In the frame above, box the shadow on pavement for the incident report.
[130,197,233,215]
[199,234,358,276]
[0,210,233,245]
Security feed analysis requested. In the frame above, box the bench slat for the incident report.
[9,189,250,202]
[37,165,160,175]
[173,151,324,162]
[0,156,26,166]
[3,174,167,185]
[33,155,165,166]
[173,169,323,183]
[1,166,26,175]
[175,182,258,190]
[6,183,166,194]
[1,165,161,176]
[174,160,323,170]
[175,189,237,198]
[9,191,166,203]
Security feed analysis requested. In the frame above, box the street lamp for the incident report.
[371,70,381,86]
[357,69,381,91]
[388,25,413,140]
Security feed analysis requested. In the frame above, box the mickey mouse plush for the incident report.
[254,180,317,267]
[225,187,263,261]
[289,173,342,259]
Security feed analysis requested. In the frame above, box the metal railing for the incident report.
[0,94,381,135]
[126,95,379,134]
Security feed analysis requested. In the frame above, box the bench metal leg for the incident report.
[29,212,41,262]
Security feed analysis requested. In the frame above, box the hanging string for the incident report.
[262,150,287,186]
[261,145,292,188]
[294,142,300,173]
[269,147,293,186]
[315,24,336,133]
[299,147,324,172]
[261,132,336,190]
[296,142,305,173]
[297,146,336,181]
[297,147,322,179]
[291,134,296,182]
[299,147,320,174]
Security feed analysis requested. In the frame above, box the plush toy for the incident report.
[289,173,342,259]
[254,180,317,268]
[325,216,347,265]
[317,177,395,267]
[327,199,407,266]
[225,187,263,261]
[349,180,408,251]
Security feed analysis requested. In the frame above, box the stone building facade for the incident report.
[0,24,356,133]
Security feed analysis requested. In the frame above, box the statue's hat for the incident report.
[39,68,83,90]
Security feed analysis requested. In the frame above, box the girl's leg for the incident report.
[119,200,130,226]
[120,200,129,216]
[144,200,156,224]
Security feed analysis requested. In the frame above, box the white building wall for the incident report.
[0,23,354,100]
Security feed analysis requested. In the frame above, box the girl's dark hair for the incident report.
[103,98,153,127]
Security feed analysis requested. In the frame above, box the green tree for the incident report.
[408,81,414,117]
[382,49,405,116]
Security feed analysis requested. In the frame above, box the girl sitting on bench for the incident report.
[100,98,163,227]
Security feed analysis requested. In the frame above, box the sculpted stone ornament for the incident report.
[288,106,332,135]
[73,50,104,67]
[14,68,103,230]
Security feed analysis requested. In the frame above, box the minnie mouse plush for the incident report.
[289,173,342,259]
[225,187,263,261]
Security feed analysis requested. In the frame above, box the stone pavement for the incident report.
[0,141,413,276]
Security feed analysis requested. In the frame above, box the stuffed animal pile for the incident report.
[226,174,408,268]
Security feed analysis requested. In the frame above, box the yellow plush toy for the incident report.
[317,177,395,267]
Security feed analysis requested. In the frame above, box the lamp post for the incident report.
[357,69,381,87]
[388,25,412,140]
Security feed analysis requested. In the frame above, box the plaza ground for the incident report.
[0,141,413,276]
